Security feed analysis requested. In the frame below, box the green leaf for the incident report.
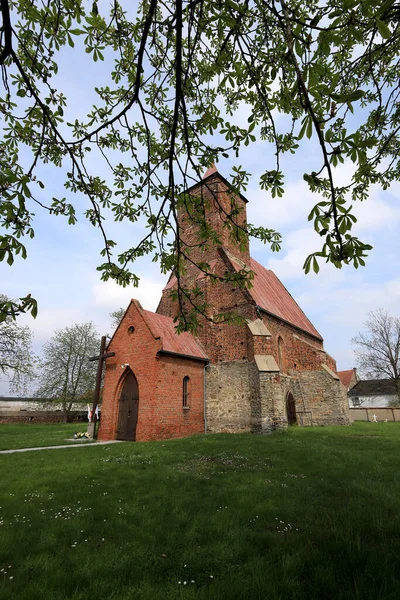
[376,20,391,39]
[306,117,313,139]
[303,256,312,274]
[331,90,365,103]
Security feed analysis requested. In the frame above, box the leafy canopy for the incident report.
[1,0,398,325]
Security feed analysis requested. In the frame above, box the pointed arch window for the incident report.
[183,376,190,409]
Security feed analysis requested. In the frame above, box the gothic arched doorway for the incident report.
[286,392,297,425]
[116,370,139,441]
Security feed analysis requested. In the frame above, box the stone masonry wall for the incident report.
[258,372,285,432]
[299,370,350,426]
[206,360,257,433]
[205,363,327,435]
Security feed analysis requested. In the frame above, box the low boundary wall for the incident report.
[349,407,400,422]
[0,411,88,424]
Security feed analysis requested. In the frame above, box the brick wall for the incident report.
[98,301,205,442]
[141,355,205,441]
[178,174,250,266]
[158,251,257,363]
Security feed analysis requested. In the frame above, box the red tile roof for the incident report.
[203,164,218,178]
[160,253,323,341]
[337,369,355,388]
[142,309,208,360]
[228,254,323,340]
[163,273,177,291]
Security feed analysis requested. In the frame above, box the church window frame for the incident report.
[183,376,190,409]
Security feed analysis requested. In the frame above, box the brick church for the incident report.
[98,166,349,442]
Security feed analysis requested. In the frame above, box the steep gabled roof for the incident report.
[348,379,398,397]
[108,300,208,362]
[160,253,323,341]
[203,164,218,178]
[141,309,208,361]
[185,166,249,204]
[337,369,355,388]
[227,254,323,341]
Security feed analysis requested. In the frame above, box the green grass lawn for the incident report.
[1,422,400,600]
[0,423,95,450]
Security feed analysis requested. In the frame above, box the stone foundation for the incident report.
[205,361,350,433]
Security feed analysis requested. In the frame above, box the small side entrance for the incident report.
[117,370,139,441]
[286,392,297,425]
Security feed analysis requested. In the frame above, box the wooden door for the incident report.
[117,371,139,441]
[286,392,297,425]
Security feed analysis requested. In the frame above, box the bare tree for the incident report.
[352,309,400,402]
[109,308,125,332]
[0,294,36,393]
[35,322,100,422]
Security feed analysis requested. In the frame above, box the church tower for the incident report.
[157,166,254,363]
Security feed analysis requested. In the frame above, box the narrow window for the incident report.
[278,337,284,372]
[183,376,190,409]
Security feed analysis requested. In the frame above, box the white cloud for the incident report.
[318,278,400,328]
[247,159,400,236]
[353,193,400,232]
[308,276,400,369]
[263,227,347,284]
[247,179,316,230]
[91,277,165,313]
[18,307,86,346]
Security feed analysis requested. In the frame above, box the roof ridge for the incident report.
[250,257,323,341]
[143,308,208,359]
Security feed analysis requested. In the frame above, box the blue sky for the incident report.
[1,9,400,394]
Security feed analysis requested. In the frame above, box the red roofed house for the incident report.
[337,368,359,391]
[99,168,349,442]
